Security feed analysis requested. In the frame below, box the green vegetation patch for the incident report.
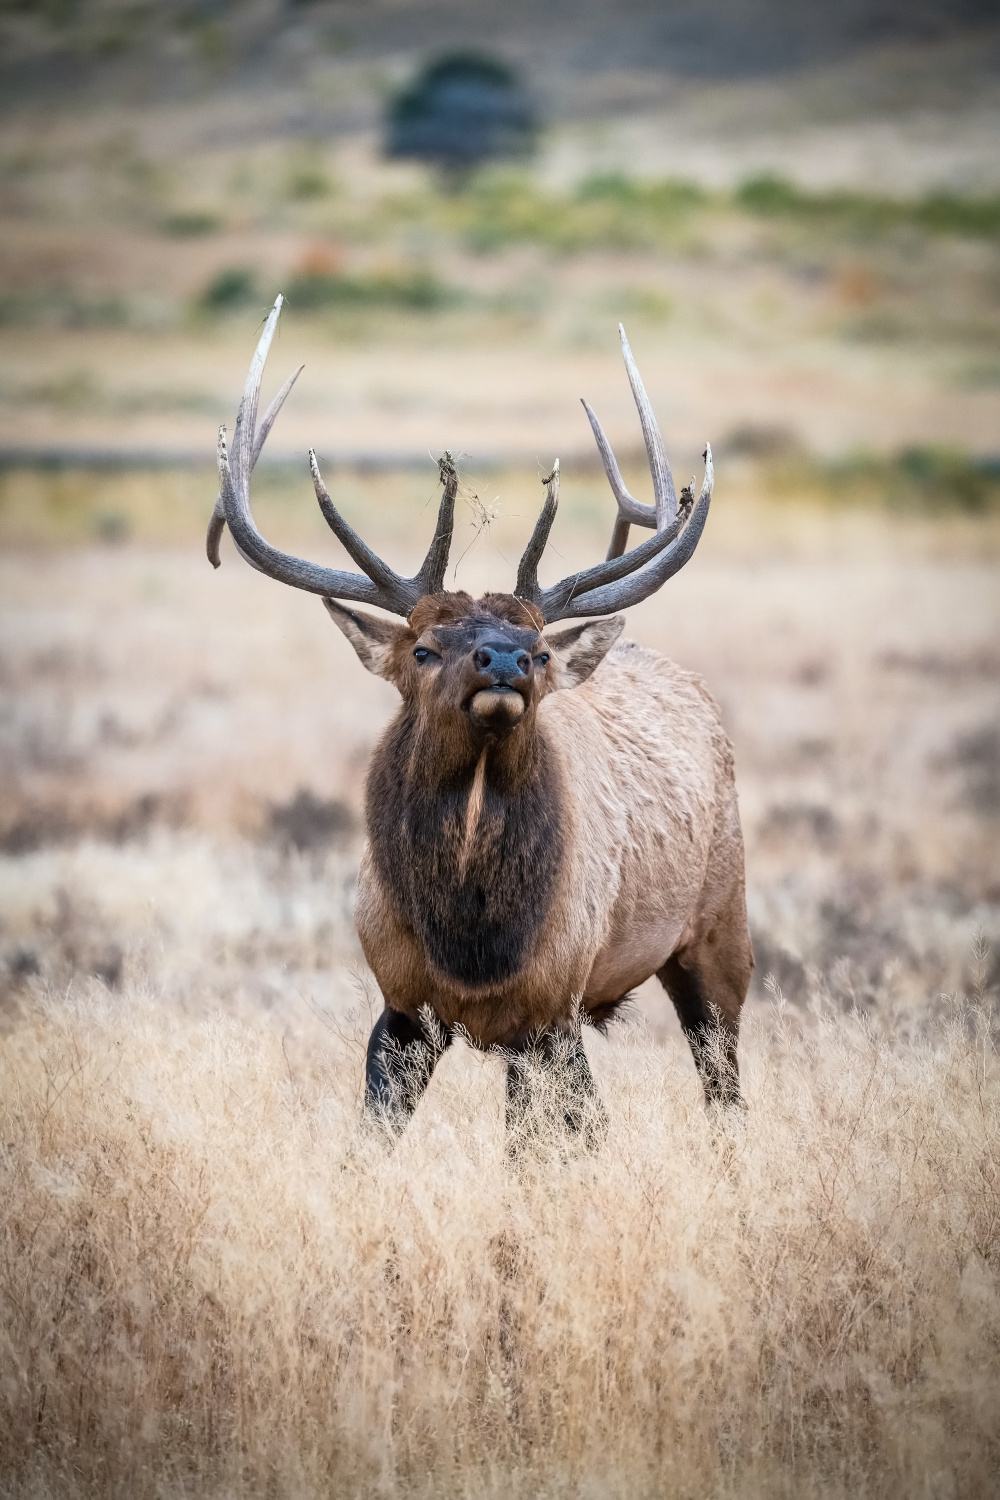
[0,285,131,328]
[736,174,1000,240]
[283,145,335,202]
[197,267,259,314]
[364,169,1000,259]
[161,210,221,237]
[195,262,458,319]
[463,171,707,253]
[382,169,710,254]
[770,445,1000,513]
[285,265,456,312]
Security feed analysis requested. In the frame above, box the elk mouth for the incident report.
[467,685,527,729]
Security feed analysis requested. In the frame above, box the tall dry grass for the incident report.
[2,958,998,1498]
[1,496,998,1495]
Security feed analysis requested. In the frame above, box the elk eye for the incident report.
[413,647,436,664]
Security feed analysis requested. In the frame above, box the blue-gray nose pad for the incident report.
[474,646,532,685]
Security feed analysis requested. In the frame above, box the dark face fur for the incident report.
[400,593,555,752]
[323,592,624,992]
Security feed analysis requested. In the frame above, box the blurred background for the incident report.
[1,0,999,1023]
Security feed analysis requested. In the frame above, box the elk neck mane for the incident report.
[365,699,565,990]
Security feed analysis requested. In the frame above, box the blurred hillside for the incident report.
[4,0,1000,186]
[0,0,998,473]
[3,1,999,115]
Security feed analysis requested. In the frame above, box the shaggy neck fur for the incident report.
[366,705,564,990]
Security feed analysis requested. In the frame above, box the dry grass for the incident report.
[2,16,999,1492]
[1,962,998,1498]
[1,482,999,1495]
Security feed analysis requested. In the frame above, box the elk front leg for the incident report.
[364,1006,451,1133]
[505,1029,608,1154]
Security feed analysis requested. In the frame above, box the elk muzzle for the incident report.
[467,640,533,730]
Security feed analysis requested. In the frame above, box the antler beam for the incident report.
[207,295,456,616]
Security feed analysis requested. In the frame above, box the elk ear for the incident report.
[545,615,624,689]
[323,599,409,681]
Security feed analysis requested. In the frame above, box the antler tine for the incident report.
[230,295,280,494]
[414,453,459,595]
[211,296,423,614]
[253,363,304,468]
[580,400,657,532]
[309,450,414,598]
[312,449,458,603]
[537,502,689,619]
[218,425,395,606]
[605,513,632,562]
[206,497,226,568]
[530,334,704,621]
[209,294,289,570]
[542,446,713,623]
[514,461,560,606]
[581,326,676,561]
[619,323,677,527]
[530,327,710,623]
[207,359,304,568]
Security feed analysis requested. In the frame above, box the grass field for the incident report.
[1,471,998,1497]
[2,8,1000,1493]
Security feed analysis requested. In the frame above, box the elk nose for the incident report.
[473,645,532,684]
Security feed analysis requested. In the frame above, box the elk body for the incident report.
[209,298,752,1140]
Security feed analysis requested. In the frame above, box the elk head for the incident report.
[322,586,626,775]
[207,296,714,740]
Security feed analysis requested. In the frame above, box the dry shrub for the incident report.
[1,978,998,1499]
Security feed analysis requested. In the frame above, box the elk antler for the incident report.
[211,304,709,624]
[514,324,713,623]
[207,295,457,614]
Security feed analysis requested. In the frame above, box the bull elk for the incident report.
[209,296,752,1142]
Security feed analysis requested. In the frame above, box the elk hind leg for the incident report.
[657,911,750,1108]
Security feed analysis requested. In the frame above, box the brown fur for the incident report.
[328,592,753,1060]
